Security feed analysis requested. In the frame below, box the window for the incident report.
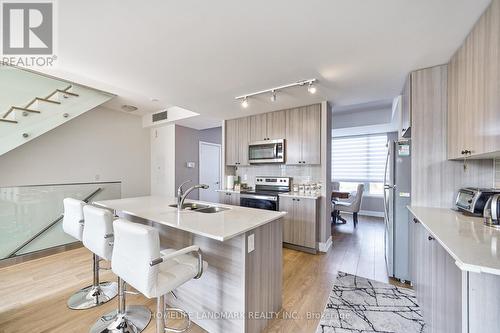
[332,134,388,196]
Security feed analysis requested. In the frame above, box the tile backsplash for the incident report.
[233,164,322,188]
[496,158,500,188]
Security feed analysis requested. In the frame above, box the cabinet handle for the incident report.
[413,218,419,224]
[428,236,434,241]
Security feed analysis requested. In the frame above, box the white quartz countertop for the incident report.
[94,196,286,242]
[408,206,500,275]
[279,192,321,199]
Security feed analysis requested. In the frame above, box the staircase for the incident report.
[0,65,114,156]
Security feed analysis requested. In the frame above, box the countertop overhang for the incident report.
[408,206,500,275]
[94,196,286,242]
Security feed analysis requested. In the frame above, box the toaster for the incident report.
[455,188,500,216]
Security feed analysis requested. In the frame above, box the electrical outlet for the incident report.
[247,234,255,253]
[95,174,100,181]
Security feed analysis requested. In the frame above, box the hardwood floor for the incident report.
[0,215,391,333]
[331,214,389,283]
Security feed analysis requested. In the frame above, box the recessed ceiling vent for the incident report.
[152,110,168,122]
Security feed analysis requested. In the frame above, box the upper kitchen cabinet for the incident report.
[249,113,267,142]
[237,117,250,165]
[266,110,286,140]
[447,0,500,159]
[225,119,238,166]
[225,118,250,166]
[286,104,321,165]
[400,73,412,139]
[249,110,286,142]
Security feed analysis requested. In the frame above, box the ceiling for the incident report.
[39,0,490,129]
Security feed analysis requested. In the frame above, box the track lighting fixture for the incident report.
[235,79,317,108]
[308,82,317,94]
[241,97,249,108]
[270,90,277,102]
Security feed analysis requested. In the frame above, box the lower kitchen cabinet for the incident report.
[410,215,462,333]
[280,196,318,252]
[218,192,240,206]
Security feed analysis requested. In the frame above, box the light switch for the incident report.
[186,162,196,168]
[247,234,255,253]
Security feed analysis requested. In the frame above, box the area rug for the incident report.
[315,272,425,333]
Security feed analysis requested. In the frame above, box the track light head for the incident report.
[241,97,249,108]
[270,90,277,102]
[307,82,317,94]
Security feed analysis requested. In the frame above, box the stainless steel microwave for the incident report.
[248,139,285,164]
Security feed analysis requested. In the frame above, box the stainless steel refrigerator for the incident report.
[384,140,411,282]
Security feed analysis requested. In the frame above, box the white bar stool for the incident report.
[91,219,206,333]
[62,198,117,310]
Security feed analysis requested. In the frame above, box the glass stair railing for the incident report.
[0,181,121,262]
[0,65,114,156]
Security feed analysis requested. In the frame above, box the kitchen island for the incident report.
[95,196,285,333]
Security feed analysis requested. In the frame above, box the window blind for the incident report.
[332,134,388,182]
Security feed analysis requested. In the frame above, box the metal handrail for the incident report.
[2,85,77,119]
[5,187,103,258]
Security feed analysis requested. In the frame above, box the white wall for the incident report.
[0,107,151,197]
[332,104,398,138]
[333,107,392,129]
[150,124,176,196]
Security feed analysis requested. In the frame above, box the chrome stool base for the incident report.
[89,305,151,333]
[67,281,118,310]
[156,295,191,333]
[164,308,191,333]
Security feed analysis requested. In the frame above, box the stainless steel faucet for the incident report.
[177,180,209,210]
[177,180,192,207]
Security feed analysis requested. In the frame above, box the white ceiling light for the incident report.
[270,90,277,102]
[235,79,317,107]
[241,97,249,108]
[121,104,138,112]
[308,81,317,94]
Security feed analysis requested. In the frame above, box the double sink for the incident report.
[168,203,229,214]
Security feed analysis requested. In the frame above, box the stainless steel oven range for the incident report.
[240,177,290,211]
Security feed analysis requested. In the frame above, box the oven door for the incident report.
[248,139,284,164]
[240,194,278,211]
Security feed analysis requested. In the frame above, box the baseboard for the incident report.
[318,236,332,253]
[342,210,385,218]
[0,241,82,268]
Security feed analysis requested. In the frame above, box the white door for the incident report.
[199,142,221,203]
